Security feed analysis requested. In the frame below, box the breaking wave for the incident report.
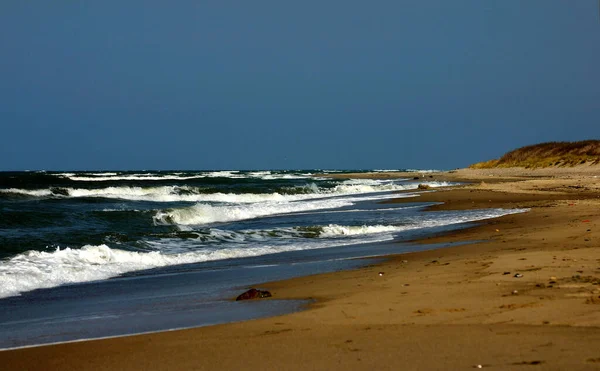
[0,180,454,203]
[0,208,528,298]
[56,171,314,182]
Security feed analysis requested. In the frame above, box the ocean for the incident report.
[0,170,526,349]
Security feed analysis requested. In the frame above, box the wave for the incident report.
[0,245,192,299]
[55,170,314,182]
[0,188,54,197]
[0,208,528,298]
[152,186,427,226]
[56,171,246,181]
[64,174,209,182]
[63,186,307,203]
[330,179,452,194]
[404,169,443,173]
[320,208,527,236]
[0,234,389,298]
[153,197,357,225]
[0,180,454,203]
[0,186,312,203]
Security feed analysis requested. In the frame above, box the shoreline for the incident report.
[2,168,600,370]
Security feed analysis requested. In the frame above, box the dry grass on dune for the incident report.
[470,140,600,169]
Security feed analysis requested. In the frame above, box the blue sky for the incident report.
[1,1,599,170]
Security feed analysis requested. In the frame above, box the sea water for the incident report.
[0,170,526,348]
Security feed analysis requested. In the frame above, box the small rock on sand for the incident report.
[236,288,272,301]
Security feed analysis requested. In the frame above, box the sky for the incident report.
[1,1,599,171]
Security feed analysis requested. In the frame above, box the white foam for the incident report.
[84,172,119,177]
[331,179,452,194]
[64,186,299,203]
[0,230,397,299]
[205,171,243,178]
[0,188,53,197]
[321,224,401,236]
[63,171,314,182]
[65,174,208,182]
[247,171,271,178]
[405,169,444,173]
[153,198,356,225]
[0,245,193,299]
[0,186,310,203]
[320,208,527,237]
[0,208,529,298]
[0,180,455,203]
[258,173,312,180]
[56,170,264,182]
[149,180,454,226]
[152,188,425,227]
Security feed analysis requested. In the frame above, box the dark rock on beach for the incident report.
[236,288,272,301]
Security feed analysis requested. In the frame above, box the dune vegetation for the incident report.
[470,140,600,169]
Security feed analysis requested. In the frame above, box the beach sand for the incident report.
[2,168,600,370]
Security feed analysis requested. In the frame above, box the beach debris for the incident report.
[495,229,500,232]
[475,364,483,369]
[512,290,519,295]
[378,272,385,276]
[582,220,591,223]
[401,260,408,264]
[235,288,272,301]
[503,271,511,275]
[417,183,431,190]
[514,273,523,278]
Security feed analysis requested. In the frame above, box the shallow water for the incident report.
[0,238,468,350]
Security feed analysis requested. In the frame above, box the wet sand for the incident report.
[2,167,600,370]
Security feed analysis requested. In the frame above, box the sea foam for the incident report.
[151,180,453,226]
[0,208,528,298]
[0,180,454,203]
[60,171,313,182]
[153,198,356,226]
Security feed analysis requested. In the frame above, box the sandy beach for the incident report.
[2,167,600,370]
